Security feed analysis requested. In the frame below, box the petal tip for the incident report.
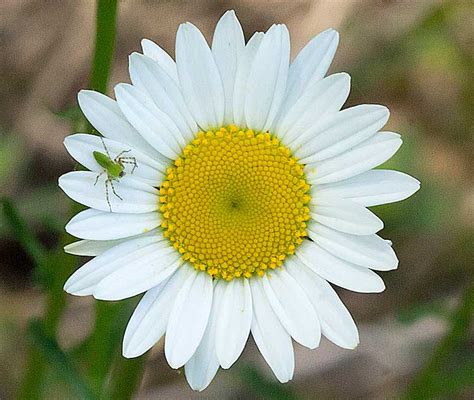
[326,28,339,37]
[77,89,98,106]
[319,28,339,45]
[122,343,139,359]
[113,82,128,94]
[140,37,152,48]
[57,174,67,189]
[63,279,72,292]
[165,353,184,370]
[63,280,90,297]
[346,341,359,350]
[129,51,141,63]
[218,356,234,370]
[222,9,237,18]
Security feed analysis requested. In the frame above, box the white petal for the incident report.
[286,258,359,349]
[123,267,192,358]
[215,278,252,369]
[176,23,225,129]
[64,133,166,185]
[212,10,245,124]
[185,281,225,391]
[311,195,383,235]
[296,240,385,293]
[77,90,161,159]
[115,83,184,159]
[66,208,159,241]
[250,279,294,383]
[262,269,320,348]
[277,73,350,141]
[306,132,402,184]
[284,29,339,111]
[123,279,168,357]
[308,223,398,271]
[129,53,197,142]
[233,32,264,127]
[165,270,213,368]
[293,105,389,162]
[64,235,163,296]
[244,24,290,132]
[93,243,181,301]
[64,238,130,256]
[58,171,159,214]
[316,169,420,207]
[141,38,178,82]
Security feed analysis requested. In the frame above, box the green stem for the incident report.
[103,349,147,399]
[86,299,145,397]
[87,302,128,394]
[84,1,146,397]
[18,0,120,397]
[90,0,118,94]
[18,1,145,397]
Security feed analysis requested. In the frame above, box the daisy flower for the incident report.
[59,10,420,391]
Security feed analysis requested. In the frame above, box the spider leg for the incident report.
[119,157,138,173]
[109,179,123,201]
[94,171,104,186]
[104,179,112,212]
[100,136,112,159]
[115,149,132,160]
[130,159,138,174]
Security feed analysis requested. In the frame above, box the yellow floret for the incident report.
[159,126,311,280]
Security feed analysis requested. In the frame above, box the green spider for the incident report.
[93,137,138,212]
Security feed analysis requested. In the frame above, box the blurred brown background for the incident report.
[0,0,473,398]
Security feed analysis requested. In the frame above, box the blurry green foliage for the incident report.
[397,298,451,325]
[0,133,27,185]
[376,129,459,234]
[239,365,299,400]
[1,198,48,272]
[27,320,96,400]
[405,282,474,399]
[53,105,85,129]
[2,0,135,398]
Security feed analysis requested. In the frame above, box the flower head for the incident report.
[59,10,419,391]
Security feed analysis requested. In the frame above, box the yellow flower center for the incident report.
[159,125,311,280]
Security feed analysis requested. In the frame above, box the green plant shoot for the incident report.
[93,137,137,212]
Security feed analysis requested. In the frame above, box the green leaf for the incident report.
[28,320,96,400]
[1,197,48,270]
